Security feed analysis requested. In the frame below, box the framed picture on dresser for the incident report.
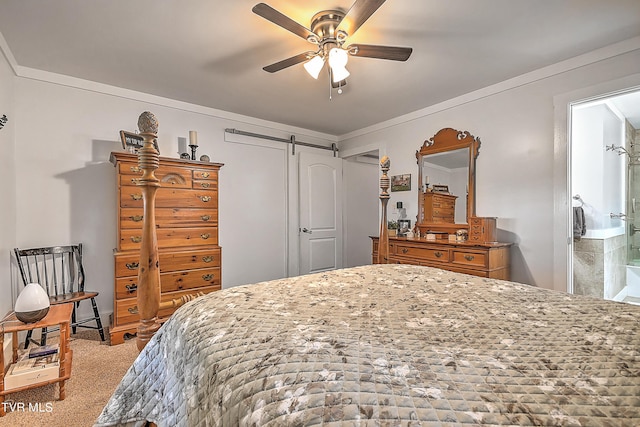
[397,219,411,236]
[119,130,159,153]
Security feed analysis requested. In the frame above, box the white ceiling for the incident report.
[1,0,640,136]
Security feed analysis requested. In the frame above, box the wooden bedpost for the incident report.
[135,111,161,351]
[378,156,391,264]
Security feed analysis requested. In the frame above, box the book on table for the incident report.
[11,353,60,374]
[4,354,60,390]
[28,343,59,358]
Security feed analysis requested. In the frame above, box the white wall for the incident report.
[11,76,336,322]
[0,43,16,315]
[0,37,17,364]
[572,103,625,230]
[340,45,640,290]
[343,158,379,267]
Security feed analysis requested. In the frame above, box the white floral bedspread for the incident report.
[95,264,640,426]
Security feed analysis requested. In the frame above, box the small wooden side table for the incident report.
[0,304,73,416]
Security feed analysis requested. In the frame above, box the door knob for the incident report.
[301,228,312,234]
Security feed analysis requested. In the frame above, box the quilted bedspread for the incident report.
[95,264,640,426]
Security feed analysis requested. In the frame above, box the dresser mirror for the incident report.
[415,128,480,235]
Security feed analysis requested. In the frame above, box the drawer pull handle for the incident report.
[131,236,142,243]
[126,262,139,270]
[130,166,141,173]
[401,248,409,254]
[202,256,214,263]
[125,284,138,293]
[434,252,443,258]
[202,274,214,281]
[201,215,211,221]
[130,178,140,185]
[464,255,475,261]
[131,194,143,201]
[128,306,139,315]
[130,215,143,222]
[201,233,210,240]
[201,182,211,188]
[200,196,211,202]
[202,172,210,178]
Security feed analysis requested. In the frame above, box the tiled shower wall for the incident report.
[573,234,626,299]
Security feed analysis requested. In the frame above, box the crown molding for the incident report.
[338,36,640,142]
[0,30,337,144]
[0,31,19,76]
[17,66,339,143]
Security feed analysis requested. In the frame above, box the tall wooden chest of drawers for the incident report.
[420,192,457,223]
[109,152,223,345]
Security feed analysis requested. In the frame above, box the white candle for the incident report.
[425,175,430,184]
[189,130,198,146]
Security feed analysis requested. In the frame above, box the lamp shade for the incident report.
[328,47,348,68]
[328,47,350,83]
[304,55,325,79]
[331,65,350,83]
[15,283,50,323]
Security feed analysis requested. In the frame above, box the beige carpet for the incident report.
[1,330,138,427]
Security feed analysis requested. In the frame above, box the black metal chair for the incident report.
[14,244,105,348]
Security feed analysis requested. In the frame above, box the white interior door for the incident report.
[299,151,343,275]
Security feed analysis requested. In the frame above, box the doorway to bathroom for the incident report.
[570,88,640,304]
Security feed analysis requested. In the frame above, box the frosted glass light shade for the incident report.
[331,65,350,83]
[15,283,50,323]
[304,55,325,79]
[328,47,348,69]
[329,47,350,83]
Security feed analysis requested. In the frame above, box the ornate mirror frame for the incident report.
[415,128,481,235]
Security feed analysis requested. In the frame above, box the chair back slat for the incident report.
[14,245,85,297]
[42,253,49,293]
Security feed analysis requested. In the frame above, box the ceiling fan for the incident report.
[252,0,412,91]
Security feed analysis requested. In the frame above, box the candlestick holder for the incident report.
[189,144,198,161]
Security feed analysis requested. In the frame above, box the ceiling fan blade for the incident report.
[263,52,314,73]
[348,44,412,61]
[252,3,316,41]
[336,0,386,37]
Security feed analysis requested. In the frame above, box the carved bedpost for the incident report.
[378,156,391,264]
[135,112,161,351]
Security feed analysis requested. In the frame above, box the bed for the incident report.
[95,263,640,426]
[95,113,640,426]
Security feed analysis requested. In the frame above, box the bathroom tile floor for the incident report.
[622,295,640,305]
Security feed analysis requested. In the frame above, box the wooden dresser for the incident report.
[110,152,223,345]
[420,192,457,224]
[371,236,510,280]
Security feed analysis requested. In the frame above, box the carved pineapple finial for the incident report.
[378,155,391,264]
[380,155,390,199]
[137,111,159,135]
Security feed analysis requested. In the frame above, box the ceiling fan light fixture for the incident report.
[253,2,413,95]
[336,30,348,44]
[331,64,350,83]
[328,47,348,69]
[328,47,350,83]
[304,55,325,79]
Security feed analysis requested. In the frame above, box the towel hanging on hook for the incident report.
[572,194,584,207]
